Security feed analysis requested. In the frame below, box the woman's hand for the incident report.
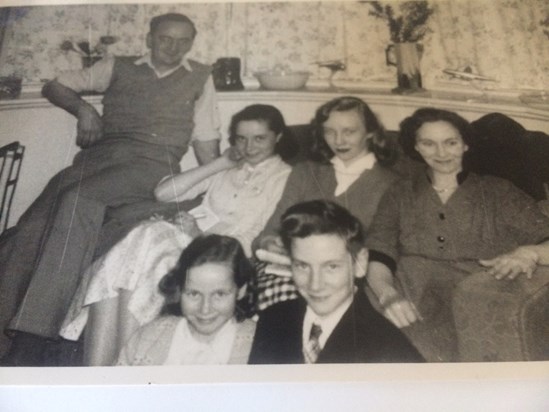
[366,261,421,328]
[170,211,202,238]
[479,247,539,280]
[257,235,288,256]
[378,290,421,328]
[155,147,241,202]
[255,248,291,266]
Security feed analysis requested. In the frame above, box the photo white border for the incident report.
[0,0,548,408]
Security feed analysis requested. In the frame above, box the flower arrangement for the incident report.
[368,1,434,43]
[60,36,118,59]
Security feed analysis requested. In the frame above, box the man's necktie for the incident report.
[304,323,322,363]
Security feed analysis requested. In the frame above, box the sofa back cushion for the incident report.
[470,113,549,201]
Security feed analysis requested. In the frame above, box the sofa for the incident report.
[450,114,549,362]
[100,113,549,363]
[285,115,549,362]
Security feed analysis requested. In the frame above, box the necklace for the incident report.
[432,184,458,193]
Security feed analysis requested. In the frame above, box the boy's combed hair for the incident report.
[279,200,365,257]
[158,234,256,320]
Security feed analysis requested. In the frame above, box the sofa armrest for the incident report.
[452,267,549,361]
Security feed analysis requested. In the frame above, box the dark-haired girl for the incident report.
[116,234,256,365]
[60,104,293,365]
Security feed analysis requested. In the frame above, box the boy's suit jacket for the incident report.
[249,291,424,364]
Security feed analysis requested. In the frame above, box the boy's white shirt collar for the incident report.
[302,289,355,351]
[330,152,376,196]
[134,53,193,78]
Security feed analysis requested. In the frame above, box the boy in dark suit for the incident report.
[249,200,423,364]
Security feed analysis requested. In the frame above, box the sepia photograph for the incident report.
[0,0,548,408]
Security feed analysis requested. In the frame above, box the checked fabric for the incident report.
[255,260,299,311]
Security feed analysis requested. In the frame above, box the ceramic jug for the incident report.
[386,43,424,94]
[82,56,102,68]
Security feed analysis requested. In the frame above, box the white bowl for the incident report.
[254,71,310,90]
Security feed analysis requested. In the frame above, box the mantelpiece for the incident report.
[1,87,548,227]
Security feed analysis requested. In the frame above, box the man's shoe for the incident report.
[0,331,48,366]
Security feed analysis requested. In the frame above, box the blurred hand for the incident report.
[170,211,202,238]
[258,235,287,256]
[255,249,291,266]
[479,247,539,280]
[76,103,103,148]
[379,292,421,328]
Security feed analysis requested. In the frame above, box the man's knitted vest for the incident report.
[101,56,211,155]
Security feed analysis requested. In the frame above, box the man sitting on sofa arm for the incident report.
[0,12,221,366]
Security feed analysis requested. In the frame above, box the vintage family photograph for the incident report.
[0,0,548,381]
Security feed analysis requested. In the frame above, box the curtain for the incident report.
[423,0,549,90]
[0,8,12,70]
[0,1,548,91]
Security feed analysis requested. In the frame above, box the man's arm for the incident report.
[41,57,114,148]
[191,76,221,165]
[42,80,103,148]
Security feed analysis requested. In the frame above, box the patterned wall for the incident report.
[0,1,548,91]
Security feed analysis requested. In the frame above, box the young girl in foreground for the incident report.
[116,234,256,366]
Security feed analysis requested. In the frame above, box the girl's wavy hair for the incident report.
[279,199,365,258]
[399,107,475,168]
[309,96,397,166]
[228,104,299,163]
[158,234,256,321]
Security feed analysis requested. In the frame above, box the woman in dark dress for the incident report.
[365,108,549,361]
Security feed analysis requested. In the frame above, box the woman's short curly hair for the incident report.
[158,234,256,321]
[228,104,298,163]
[399,107,475,164]
[309,96,397,166]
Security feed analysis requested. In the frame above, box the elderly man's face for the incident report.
[147,20,195,72]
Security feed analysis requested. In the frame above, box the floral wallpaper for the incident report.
[0,0,548,91]
[425,0,549,90]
